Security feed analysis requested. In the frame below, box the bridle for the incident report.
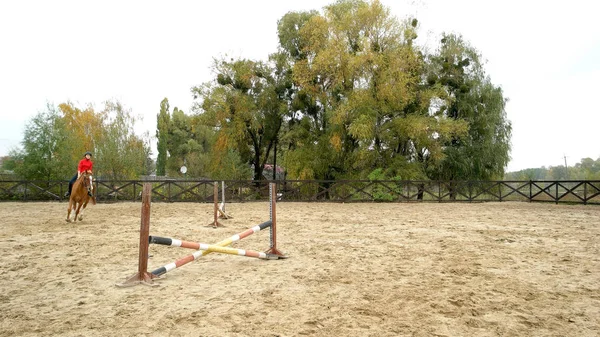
[80,172,92,189]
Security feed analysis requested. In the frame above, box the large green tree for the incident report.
[193,58,286,181]
[277,4,350,180]
[9,104,72,180]
[58,102,104,165]
[165,107,215,178]
[279,0,468,180]
[94,100,152,180]
[427,34,512,182]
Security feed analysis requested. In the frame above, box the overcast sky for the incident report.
[1,0,598,172]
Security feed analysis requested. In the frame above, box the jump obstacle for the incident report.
[218,181,231,219]
[208,181,232,228]
[117,182,286,287]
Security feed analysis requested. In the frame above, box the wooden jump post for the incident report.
[208,181,231,228]
[116,183,157,287]
[265,182,284,256]
[218,181,231,219]
[117,182,285,286]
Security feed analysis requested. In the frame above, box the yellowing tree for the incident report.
[58,102,104,166]
[280,0,468,180]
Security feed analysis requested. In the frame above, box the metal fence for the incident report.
[1,179,599,205]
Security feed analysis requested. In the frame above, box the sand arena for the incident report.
[0,201,599,336]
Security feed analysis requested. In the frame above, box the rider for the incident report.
[66,151,94,197]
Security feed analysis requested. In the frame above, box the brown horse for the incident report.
[66,171,96,222]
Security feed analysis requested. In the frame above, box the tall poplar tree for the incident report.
[156,98,170,176]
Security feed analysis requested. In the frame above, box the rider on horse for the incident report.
[66,151,94,197]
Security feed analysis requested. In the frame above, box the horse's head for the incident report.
[80,170,93,188]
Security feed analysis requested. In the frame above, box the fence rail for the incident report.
[1,179,599,205]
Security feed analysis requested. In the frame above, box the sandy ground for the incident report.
[0,200,599,337]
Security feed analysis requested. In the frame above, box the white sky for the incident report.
[0,0,598,172]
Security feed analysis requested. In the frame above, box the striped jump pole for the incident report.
[149,236,282,260]
[150,220,273,277]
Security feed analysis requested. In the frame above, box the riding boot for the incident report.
[65,183,73,197]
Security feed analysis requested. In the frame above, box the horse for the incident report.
[66,171,96,222]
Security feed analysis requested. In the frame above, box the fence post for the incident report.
[168,181,171,202]
[468,181,472,202]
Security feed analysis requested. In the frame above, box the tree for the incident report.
[94,100,151,180]
[193,57,285,181]
[277,10,320,61]
[209,149,253,180]
[165,108,215,178]
[58,101,104,166]
[574,157,600,179]
[9,104,72,180]
[278,1,369,180]
[279,0,468,181]
[11,100,151,181]
[504,167,547,181]
[156,98,170,176]
[427,34,512,182]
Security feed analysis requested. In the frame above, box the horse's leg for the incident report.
[78,200,89,221]
[66,200,73,222]
[67,199,78,222]
[74,202,83,222]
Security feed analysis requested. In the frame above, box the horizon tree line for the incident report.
[5,0,518,183]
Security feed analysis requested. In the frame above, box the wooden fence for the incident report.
[1,179,599,205]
